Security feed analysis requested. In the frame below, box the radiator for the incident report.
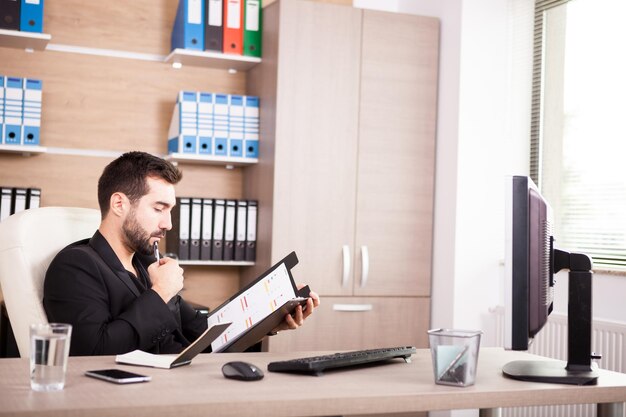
[490,306,626,417]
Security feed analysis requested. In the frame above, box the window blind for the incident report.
[531,0,626,271]
[529,0,570,184]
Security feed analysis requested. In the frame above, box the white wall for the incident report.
[453,0,510,340]
[453,0,535,344]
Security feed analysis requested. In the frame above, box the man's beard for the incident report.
[122,208,164,256]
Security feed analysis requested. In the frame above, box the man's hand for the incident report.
[148,257,184,303]
[272,284,321,333]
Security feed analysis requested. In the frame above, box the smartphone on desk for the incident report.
[85,369,151,384]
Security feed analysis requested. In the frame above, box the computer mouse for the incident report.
[221,361,264,381]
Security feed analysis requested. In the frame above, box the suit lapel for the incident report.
[89,231,141,298]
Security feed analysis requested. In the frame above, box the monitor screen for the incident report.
[504,176,554,350]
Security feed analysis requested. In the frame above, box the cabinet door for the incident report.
[353,11,439,297]
[268,296,430,352]
[270,1,362,296]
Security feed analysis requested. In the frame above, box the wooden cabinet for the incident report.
[353,9,438,298]
[243,0,438,351]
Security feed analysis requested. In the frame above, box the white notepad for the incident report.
[115,322,231,369]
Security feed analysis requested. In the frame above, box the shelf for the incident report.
[0,28,51,51]
[0,144,47,156]
[45,147,123,159]
[164,48,261,72]
[178,260,255,267]
[165,153,258,168]
[0,145,259,167]
[45,43,165,62]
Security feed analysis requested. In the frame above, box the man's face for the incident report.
[121,177,176,256]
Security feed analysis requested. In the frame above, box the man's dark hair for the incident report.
[98,151,182,217]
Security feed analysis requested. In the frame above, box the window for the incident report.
[532,0,626,271]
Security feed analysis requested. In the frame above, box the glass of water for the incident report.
[29,323,72,391]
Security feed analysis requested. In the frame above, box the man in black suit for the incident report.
[43,151,319,356]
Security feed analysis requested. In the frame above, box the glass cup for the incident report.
[29,323,72,391]
[427,328,483,387]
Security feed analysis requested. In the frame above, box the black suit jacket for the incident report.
[43,231,208,356]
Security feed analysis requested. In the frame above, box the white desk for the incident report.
[0,348,625,416]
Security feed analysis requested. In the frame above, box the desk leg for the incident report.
[597,402,625,417]
[478,408,501,417]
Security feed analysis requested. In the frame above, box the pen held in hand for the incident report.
[154,241,160,263]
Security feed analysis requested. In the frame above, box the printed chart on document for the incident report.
[208,264,297,351]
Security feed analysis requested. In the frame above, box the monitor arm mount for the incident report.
[553,248,599,372]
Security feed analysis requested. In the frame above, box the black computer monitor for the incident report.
[503,175,598,385]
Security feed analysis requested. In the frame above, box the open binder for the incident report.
[208,251,309,353]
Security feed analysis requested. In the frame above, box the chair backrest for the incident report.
[0,207,100,357]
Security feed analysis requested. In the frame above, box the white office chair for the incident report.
[0,207,100,357]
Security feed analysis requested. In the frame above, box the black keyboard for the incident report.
[267,346,416,375]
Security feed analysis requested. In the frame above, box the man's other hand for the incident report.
[272,284,321,333]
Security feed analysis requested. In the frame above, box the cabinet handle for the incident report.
[342,245,351,287]
[332,304,373,312]
[360,245,369,288]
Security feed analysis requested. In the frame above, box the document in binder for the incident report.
[200,198,214,260]
[20,0,44,33]
[245,200,257,261]
[208,252,308,353]
[23,78,42,146]
[0,187,12,221]
[228,95,244,157]
[213,94,229,156]
[11,188,27,215]
[211,199,225,260]
[189,198,202,260]
[0,0,20,30]
[244,95,259,158]
[0,75,5,142]
[204,0,223,52]
[167,92,198,155]
[223,0,243,55]
[243,0,261,57]
[171,0,205,51]
[3,77,23,145]
[197,92,213,155]
[26,188,40,209]
[234,200,247,261]
[168,197,191,260]
[223,200,236,260]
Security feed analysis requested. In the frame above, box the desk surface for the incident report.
[1,348,625,416]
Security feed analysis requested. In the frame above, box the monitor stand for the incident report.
[503,250,599,386]
[503,359,598,386]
